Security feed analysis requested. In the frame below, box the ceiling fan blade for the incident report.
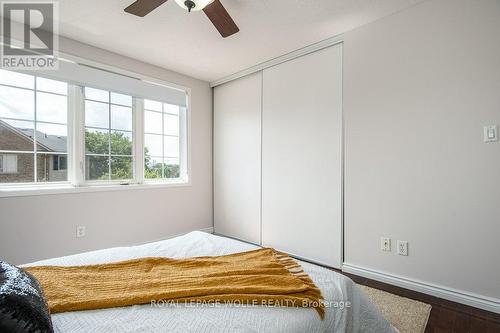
[124,0,168,17]
[203,0,239,38]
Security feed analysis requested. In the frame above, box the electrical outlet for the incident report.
[484,125,498,143]
[76,226,86,238]
[380,237,391,252]
[397,240,408,256]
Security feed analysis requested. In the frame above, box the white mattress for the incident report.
[25,231,397,333]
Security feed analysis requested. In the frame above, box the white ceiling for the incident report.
[54,0,427,82]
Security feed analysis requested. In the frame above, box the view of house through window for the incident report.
[144,100,181,180]
[0,70,68,184]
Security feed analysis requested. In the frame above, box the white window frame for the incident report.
[0,58,191,197]
[72,85,190,188]
[143,101,186,184]
[81,87,136,185]
[0,74,70,185]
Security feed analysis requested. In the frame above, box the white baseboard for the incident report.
[197,227,215,234]
[342,263,500,314]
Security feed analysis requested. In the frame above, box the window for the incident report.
[0,154,18,174]
[144,100,182,180]
[0,69,68,184]
[0,66,189,191]
[84,87,134,181]
[53,155,67,171]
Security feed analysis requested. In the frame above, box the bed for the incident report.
[24,231,397,333]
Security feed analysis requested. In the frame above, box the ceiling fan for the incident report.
[124,0,239,38]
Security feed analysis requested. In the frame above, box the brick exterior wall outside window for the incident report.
[0,122,67,183]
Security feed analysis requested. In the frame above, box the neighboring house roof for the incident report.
[0,119,67,152]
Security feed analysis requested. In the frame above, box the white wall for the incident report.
[344,0,500,303]
[0,37,213,265]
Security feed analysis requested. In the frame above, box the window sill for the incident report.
[0,179,191,198]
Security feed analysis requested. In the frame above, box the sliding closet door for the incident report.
[262,44,343,268]
[214,72,262,244]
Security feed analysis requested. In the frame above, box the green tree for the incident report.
[144,149,162,179]
[85,131,132,180]
[86,130,180,180]
[144,150,180,179]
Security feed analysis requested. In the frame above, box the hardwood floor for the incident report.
[337,271,500,332]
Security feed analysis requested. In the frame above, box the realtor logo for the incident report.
[1,1,59,70]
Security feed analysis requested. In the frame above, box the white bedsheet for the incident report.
[25,231,397,333]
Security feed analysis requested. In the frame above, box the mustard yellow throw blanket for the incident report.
[25,249,325,318]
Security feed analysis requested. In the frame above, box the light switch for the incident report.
[484,125,498,143]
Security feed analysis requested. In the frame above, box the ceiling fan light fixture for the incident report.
[184,0,195,12]
[174,0,215,12]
